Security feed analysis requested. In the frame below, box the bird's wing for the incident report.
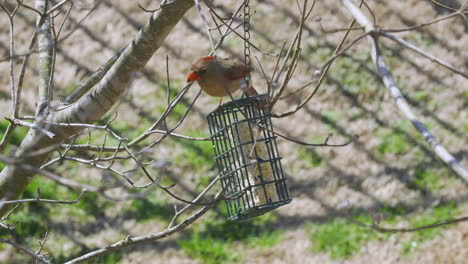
[223,60,251,82]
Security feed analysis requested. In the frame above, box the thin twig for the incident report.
[36,226,50,263]
[5,118,55,138]
[426,0,468,13]
[16,32,38,116]
[0,239,51,264]
[0,189,87,205]
[348,214,468,233]
[62,49,124,104]
[380,31,467,78]
[1,3,19,118]
[206,2,279,56]
[270,0,313,108]
[54,0,73,39]
[272,0,365,118]
[340,0,468,180]
[46,0,71,14]
[194,0,217,55]
[63,191,222,264]
[0,124,16,152]
[384,10,462,33]
[168,175,220,228]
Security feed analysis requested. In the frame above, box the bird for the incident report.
[186,56,259,99]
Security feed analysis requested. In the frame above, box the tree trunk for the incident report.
[0,0,195,217]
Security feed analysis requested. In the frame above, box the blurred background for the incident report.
[0,0,467,263]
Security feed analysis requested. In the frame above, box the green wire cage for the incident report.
[207,94,291,221]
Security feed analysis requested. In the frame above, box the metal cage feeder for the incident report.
[207,94,291,221]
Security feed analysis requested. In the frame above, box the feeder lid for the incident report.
[211,94,269,113]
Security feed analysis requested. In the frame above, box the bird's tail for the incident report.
[248,86,259,95]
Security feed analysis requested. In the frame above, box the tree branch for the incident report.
[0,238,51,264]
[35,0,54,117]
[0,0,196,218]
[340,0,468,181]
[63,191,223,264]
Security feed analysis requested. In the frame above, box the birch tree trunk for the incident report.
[0,0,195,217]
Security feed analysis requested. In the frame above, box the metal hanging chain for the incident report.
[244,0,251,92]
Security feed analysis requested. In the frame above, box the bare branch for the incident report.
[62,49,124,104]
[0,2,19,117]
[194,0,217,55]
[0,155,100,191]
[36,226,50,261]
[340,0,468,181]
[16,0,43,16]
[348,214,468,233]
[137,88,202,153]
[35,0,54,117]
[53,0,74,39]
[168,175,220,228]
[0,124,16,152]
[0,238,51,264]
[384,10,463,33]
[269,0,314,108]
[0,189,87,206]
[63,191,223,264]
[146,130,212,141]
[426,0,468,13]
[272,1,364,118]
[275,131,357,147]
[380,31,468,78]
[5,118,56,138]
[205,2,279,56]
[17,32,38,117]
[46,0,72,15]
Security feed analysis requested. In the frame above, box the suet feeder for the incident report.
[207,94,291,221]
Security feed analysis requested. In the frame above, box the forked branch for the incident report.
[340,0,468,181]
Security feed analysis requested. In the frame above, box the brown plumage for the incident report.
[187,56,258,97]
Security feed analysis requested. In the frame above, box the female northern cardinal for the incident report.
[186,56,258,98]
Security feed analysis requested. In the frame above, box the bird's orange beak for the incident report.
[187,71,201,83]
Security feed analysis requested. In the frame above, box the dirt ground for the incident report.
[0,0,467,263]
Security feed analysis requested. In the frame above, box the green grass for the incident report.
[298,147,322,168]
[128,194,174,222]
[408,165,443,191]
[153,82,190,122]
[0,120,29,169]
[309,216,384,259]
[0,120,28,146]
[329,52,381,100]
[179,234,240,264]
[320,110,339,123]
[66,114,153,148]
[403,32,433,49]
[178,209,281,263]
[320,109,343,133]
[0,177,61,242]
[463,112,468,134]
[308,202,461,259]
[377,132,409,155]
[173,129,215,172]
[401,202,459,255]
[54,245,123,264]
[410,90,430,103]
[0,176,105,234]
[377,126,411,157]
[155,99,189,122]
[461,90,468,105]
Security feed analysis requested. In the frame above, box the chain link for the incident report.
[244,0,251,90]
